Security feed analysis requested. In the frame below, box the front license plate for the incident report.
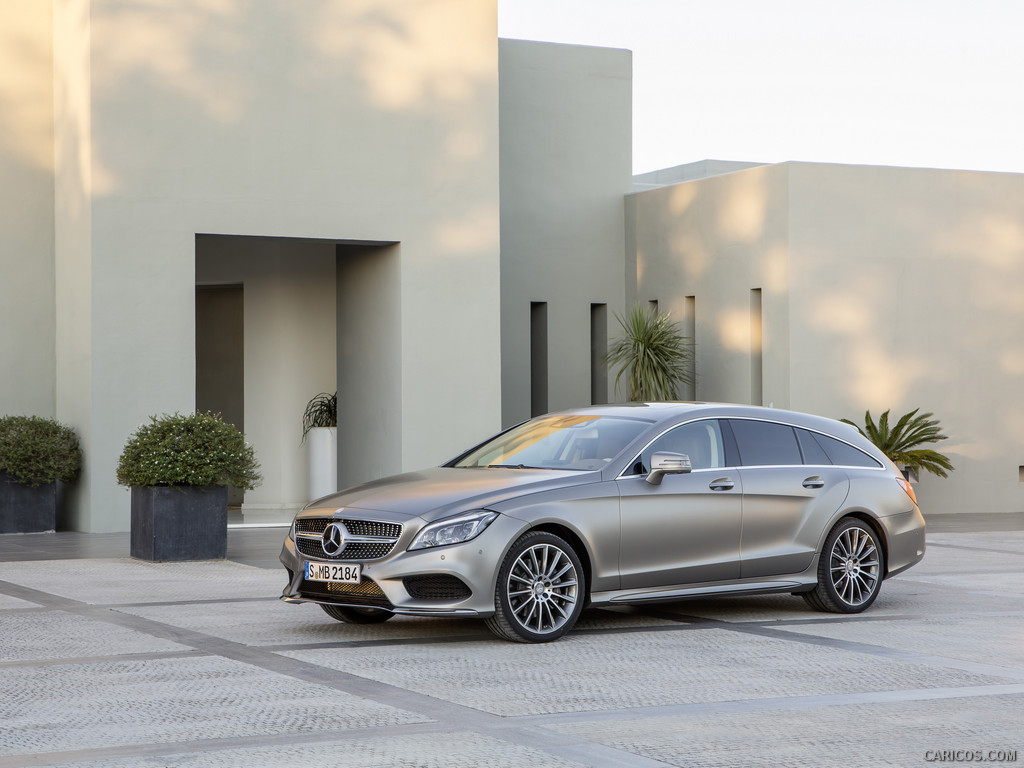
[305,561,361,583]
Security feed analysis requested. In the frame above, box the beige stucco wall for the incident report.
[498,40,633,425]
[630,161,1024,516]
[787,163,1024,516]
[0,1,56,418]
[43,0,502,531]
[631,164,792,407]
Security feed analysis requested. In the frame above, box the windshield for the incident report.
[453,414,652,471]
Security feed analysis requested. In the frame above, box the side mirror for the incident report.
[646,451,692,485]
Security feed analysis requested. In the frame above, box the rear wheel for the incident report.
[804,518,883,613]
[320,604,393,624]
[485,531,585,643]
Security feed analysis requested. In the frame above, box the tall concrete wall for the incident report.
[0,2,55,418]
[498,40,633,426]
[630,161,1024,516]
[41,0,501,531]
[630,164,792,407]
[787,162,1024,516]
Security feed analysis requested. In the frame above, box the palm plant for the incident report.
[841,408,954,478]
[605,304,694,401]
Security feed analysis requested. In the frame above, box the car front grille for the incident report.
[403,575,472,601]
[294,516,402,561]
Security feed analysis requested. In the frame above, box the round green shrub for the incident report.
[116,412,262,491]
[0,416,82,487]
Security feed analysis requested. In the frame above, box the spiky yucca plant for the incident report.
[605,304,694,402]
[841,409,954,478]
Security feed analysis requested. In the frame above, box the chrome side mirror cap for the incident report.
[646,451,692,485]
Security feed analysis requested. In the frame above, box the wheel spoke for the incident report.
[505,542,580,636]
[828,525,881,607]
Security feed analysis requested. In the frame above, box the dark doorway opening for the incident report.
[196,284,245,507]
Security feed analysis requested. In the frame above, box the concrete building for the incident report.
[2,0,1022,531]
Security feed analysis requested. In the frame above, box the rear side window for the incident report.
[812,431,882,468]
[796,428,831,465]
[728,419,802,466]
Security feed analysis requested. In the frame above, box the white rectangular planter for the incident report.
[306,427,338,502]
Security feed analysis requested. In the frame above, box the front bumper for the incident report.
[279,513,526,617]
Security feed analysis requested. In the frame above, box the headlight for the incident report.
[408,509,499,551]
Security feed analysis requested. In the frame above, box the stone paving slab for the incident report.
[0,611,191,663]
[0,558,282,605]
[547,693,1024,768]
[0,655,428,757]
[43,731,589,768]
[280,625,1012,717]
[775,613,1024,669]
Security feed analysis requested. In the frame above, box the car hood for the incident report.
[301,466,597,522]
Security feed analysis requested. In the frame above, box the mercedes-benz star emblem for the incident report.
[321,522,347,557]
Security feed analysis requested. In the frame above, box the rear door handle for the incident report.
[709,477,735,491]
[802,476,825,489]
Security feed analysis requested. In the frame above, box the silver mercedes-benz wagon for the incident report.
[280,403,925,642]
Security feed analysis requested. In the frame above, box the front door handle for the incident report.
[803,476,825,489]
[709,477,735,491]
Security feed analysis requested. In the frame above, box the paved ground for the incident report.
[0,516,1022,767]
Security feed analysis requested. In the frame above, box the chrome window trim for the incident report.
[617,417,733,479]
[617,415,885,479]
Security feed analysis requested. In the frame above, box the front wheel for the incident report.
[803,518,883,613]
[320,604,393,624]
[485,531,585,643]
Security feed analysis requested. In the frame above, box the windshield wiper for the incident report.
[486,463,549,470]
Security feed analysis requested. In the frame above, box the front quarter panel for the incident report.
[490,478,621,593]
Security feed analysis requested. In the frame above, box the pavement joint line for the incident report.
[0,649,206,670]
[512,682,1024,726]
[0,722,455,768]
[926,542,1024,556]
[97,596,280,609]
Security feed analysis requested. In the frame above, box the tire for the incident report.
[320,604,393,624]
[803,518,883,613]
[485,531,585,643]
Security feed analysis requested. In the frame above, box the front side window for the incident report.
[626,420,726,475]
[453,414,652,471]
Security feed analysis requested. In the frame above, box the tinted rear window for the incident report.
[796,428,831,465]
[812,432,882,468]
[729,419,802,466]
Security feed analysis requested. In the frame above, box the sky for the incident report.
[497,0,1024,175]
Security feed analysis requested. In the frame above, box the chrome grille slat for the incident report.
[294,517,402,561]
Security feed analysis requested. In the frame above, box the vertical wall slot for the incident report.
[590,303,608,405]
[750,288,763,406]
[530,302,548,417]
[683,295,696,400]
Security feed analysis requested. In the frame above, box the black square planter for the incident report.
[0,473,57,534]
[130,485,228,561]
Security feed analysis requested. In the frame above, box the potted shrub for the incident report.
[0,416,82,534]
[117,412,261,561]
[302,392,337,501]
